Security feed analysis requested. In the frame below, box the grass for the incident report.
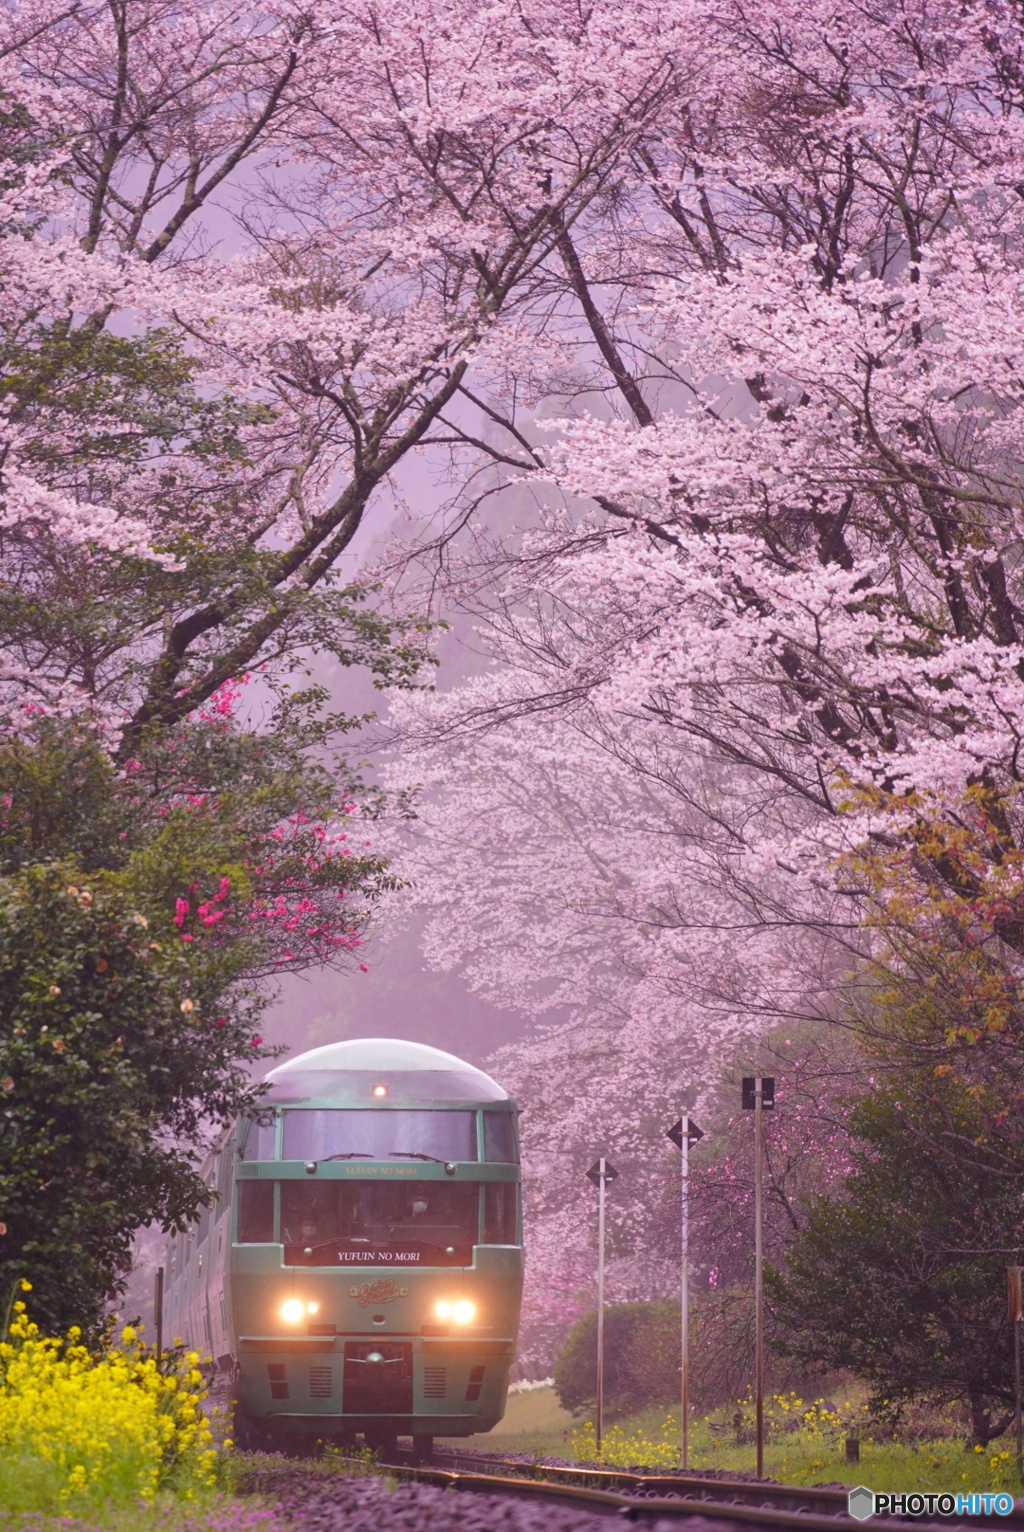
[0,1492,287,1532]
[453,1386,1024,1495]
[6,1384,1015,1524]
[441,1384,580,1458]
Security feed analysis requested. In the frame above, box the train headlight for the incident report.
[434,1298,476,1324]
[279,1298,319,1323]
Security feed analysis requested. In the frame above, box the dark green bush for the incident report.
[553,1300,681,1417]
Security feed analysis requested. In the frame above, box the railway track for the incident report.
[380,1446,1024,1529]
[239,1449,1024,1532]
[389,1460,850,1525]
[431,1445,852,1513]
[244,1457,854,1529]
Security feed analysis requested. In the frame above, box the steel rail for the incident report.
[385,1459,1024,1529]
[390,1462,852,1525]
[240,1447,1024,1531]
[433,1446,850,1512]
[415,1448,1024,1530]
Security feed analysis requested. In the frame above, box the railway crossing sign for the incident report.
[586,1160,618,1185]
[666,1118,704,1149]
[741,1076,775,1110]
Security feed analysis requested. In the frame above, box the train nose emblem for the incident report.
[349,1278,409,1307]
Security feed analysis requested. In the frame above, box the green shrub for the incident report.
[554,1301,681,1417]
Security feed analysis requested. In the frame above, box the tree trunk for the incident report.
[968,1396,1013,1449]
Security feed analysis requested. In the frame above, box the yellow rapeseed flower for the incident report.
[0,1308,217,1511]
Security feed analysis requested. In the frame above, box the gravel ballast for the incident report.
[246,1466,745,1532]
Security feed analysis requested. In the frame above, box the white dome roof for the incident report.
[265,1036,511,1104]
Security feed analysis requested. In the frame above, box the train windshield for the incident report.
[281,1109,477,1163]
[280,1180,479,1264]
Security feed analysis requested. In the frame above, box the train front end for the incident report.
[228,1038,522,1451]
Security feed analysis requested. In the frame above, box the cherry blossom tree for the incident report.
[381,677,858,1367]
[0,0,709,1316]
[9,0,1024,1362]
[382,0,1024,1051]
[0,0,706,745]
[377,0,1024,1364]
[0,0,715,982]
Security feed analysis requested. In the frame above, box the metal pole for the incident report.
[1016,1315,1022,1484]
[154,1265,164,1365]
[681,1117,690,1471]
[754,1080,764,1479]
[596,1156,607,1455]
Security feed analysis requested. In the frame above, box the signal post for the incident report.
[742,1076,775,1478]
[666,1114,704,1469]
[587,1157,618,1453]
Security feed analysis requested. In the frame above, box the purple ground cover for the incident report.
[246,1465,742,1532]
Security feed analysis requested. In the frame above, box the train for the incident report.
[162,1037,524,1455]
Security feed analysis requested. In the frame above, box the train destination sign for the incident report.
[342,1163,420,1177]
[284,1241,471,1267]
[340,1249,423,1263]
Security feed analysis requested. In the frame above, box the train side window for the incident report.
[237,1180,275,1243]
[240,1115,277,1160]
[482,1182,518,1245]
[215,1135,235,1216]
[482,1112,517,1163]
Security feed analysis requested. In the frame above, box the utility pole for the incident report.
[1009,1267,1023,1482]
[742,1077,775,1478]
[154,1265,164,1365]
[667,1115,704,1469]
[586,1158,618,1454]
